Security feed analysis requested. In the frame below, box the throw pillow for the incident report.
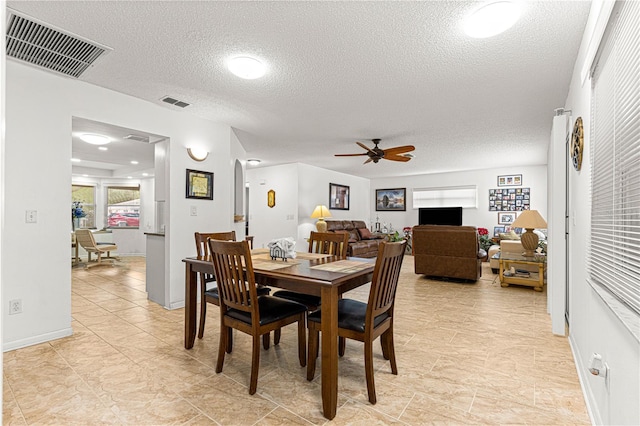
[358,227,373,240]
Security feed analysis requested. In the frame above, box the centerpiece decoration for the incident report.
[72,201,86,230]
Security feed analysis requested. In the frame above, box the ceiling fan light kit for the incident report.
[335,139,415,165]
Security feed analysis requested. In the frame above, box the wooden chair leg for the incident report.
[339,336,346,357]
[249,334,261,395]
[380,334,389,360]
[216,323,228,374]
[307,325,319,381]
[297,314,306,367]
[274,328,281,345]
[198,301,206,339]
[226,328,233,353]
[383,328,398,375]
[364,339,377,405]
[262,333,270,350]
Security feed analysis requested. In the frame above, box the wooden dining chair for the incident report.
[194,231,270,345]
[306,240,406,405]
[272,231,349,343]
[208,239,307,395]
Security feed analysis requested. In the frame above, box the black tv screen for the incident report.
[418,207,463,226]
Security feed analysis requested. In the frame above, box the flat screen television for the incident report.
[418,207,463,226]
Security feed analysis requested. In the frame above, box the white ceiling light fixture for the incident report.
[247,159,261,166]
[98,146,108,151]
[463,1,522,38]
[79,133,110,145]
[227,56,266,79]
[130,160,139,165]
[187,147,209,162]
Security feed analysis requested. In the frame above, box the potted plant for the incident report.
[477,227,493,259]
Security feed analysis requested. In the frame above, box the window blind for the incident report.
[589,0,640,316]
[412,186,477,209]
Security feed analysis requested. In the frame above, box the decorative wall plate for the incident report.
[267,189,276,208]
[571,117,584,171]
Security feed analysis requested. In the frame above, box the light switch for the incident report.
[25,210,37,223]
[190,206,197,216]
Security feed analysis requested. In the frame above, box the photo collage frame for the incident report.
[488,187,530,211]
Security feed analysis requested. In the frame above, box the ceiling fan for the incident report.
[335,139,415,164]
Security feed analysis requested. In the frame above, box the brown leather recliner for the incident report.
[413,225,484,281]
[325,220,385,258]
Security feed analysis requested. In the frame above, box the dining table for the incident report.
[183,248,375,420]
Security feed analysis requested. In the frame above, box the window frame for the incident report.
[105,185,141,229]
[412,185,477,209]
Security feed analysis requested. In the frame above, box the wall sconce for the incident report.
[247,159,261,166]
[187,147,208,162]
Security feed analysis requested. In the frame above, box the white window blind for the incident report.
[412,186,477,209]
[589,0,640,316]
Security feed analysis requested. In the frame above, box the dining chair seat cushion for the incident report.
[226,296,307,326]
[272,290,321,310]
[307,299,389,333]
[205,285,270,300]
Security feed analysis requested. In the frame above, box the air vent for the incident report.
[5,9,111,78]
[123,134,150,143]
[161,96,190,108]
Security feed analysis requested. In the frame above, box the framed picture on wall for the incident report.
[498,212,517,225]
[186,169,213,200]
[497,174,523,187]
[329,183,350,210]
[493,226,505,237]
[375,188,406,211]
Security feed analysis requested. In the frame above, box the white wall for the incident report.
[3,61,236,348]
[246,163,370,251]
[370,165,548,233]
[561,1,640,424]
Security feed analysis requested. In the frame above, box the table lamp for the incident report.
[311,205,331,232]
[511,210,547,257]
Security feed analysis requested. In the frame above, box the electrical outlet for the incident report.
[9,299,22,315]
[25,210,37,223]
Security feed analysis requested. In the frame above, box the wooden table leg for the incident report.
[185,263,197,349]
[320,285,339,419]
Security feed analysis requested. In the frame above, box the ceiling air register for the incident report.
[5,9,112,78]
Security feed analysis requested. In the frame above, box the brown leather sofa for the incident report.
[413,225,484,281]
[325,220,385,258]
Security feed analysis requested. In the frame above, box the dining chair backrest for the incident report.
[308,231,349,257]
[75,228,98,250]
[366,240,406,328]
[195,231,236,257]
[207,239,258,317]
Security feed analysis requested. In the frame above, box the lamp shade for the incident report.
[511,210,547,229]
[311,205,331,219]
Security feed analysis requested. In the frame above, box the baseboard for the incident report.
[3,327,73,352]
[569,333,598,425]
[168,300,185,310]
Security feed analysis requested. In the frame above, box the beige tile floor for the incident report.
[3,256,590,425]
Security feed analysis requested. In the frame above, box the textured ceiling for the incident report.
[7,1,591,179]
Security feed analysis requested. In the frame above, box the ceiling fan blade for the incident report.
[383,145,415,155]
[384,154,412,162]
[356,141,375,153]
[335,153,368,157]
[363,157,374,164]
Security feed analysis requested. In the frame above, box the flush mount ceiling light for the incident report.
[187,147,209,162]
[79,133,110,145]
[463,1,522,38]
[247,159,261,166]
[98,146,108,151]
[227,56,266,79]
[130,160,139,165]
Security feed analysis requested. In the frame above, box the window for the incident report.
[412,186,477,209]
[106,186,140,228]
[589,1,640,316]
[71,184,96,228]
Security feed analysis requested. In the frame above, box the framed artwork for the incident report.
[498,212,517,225]
[488,187,530,211]
[493,226,505,237]
[329,183,350,210]
[186,169,213,200]
[267,189,276,208]
[375,188,406,211]
[497,174,523,187]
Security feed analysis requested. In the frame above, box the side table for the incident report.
[496,252,546,291]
